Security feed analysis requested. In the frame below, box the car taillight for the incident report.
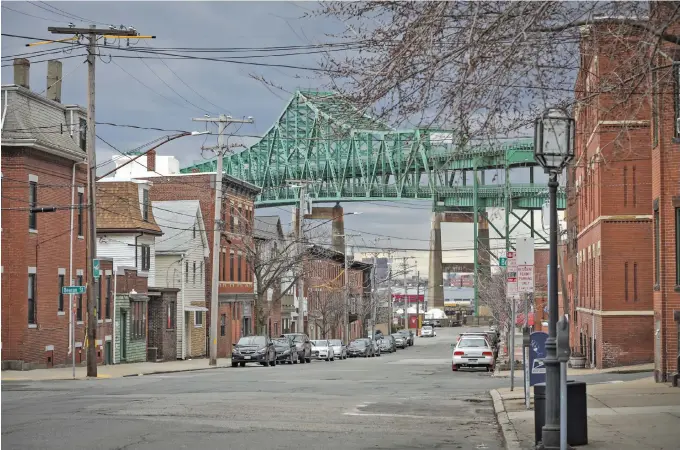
[483,351,493,357]
[454,351,465,356]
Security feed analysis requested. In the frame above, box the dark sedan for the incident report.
[397,329,414,346]
[273,337,297,365]
[231,335,276,367]
[347,339,372,357]
[281,333,312,363]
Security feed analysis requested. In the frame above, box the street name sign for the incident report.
[62,286,86,295]
[499,257,507,267]
[93,259,101,278]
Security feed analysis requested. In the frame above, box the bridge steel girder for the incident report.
[181,90,565,316]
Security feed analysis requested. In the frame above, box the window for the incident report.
[142,189,149,222]
[105,275,112,319]
[77,275,83,321]
[140,245,150,271]
[193,261,196,284]
[167,301,175,329]
[195,311,203,327]
[185,261,189,283]
[28,273,36,324]
[237,255,242,282]
[95,277,101,320]
[652,70,659,147]
[58,274,65,312]
[623,167,628,207]
[200,261,204,279]
[676,207,680,286]
[219,251,225,281]
[230,203,234,232]
[654,200,660,287]
[624,262,629,302]
[230,253,234,281]
[131,300,146,340]
[79,118,87,150]
[77,192,84,236]
[633,263,638,302]
[29,181,37,230]
[220,314,226,336]
[632,166,637,207]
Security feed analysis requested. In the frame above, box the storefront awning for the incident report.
[184,305,209,312]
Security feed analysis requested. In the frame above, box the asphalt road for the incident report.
[1,326,651,450]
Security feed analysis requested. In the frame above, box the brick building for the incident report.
[109,151,260,356]
[1,60,93,370]
[113,267,150,364]
[567,19,662,368]
[648,5,680,382]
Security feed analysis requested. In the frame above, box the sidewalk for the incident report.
[1,358,233,381]
[494,362,654,378]
[491,376,680,450]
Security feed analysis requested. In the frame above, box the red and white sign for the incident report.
[506,251,518,298]
[518,265,535,293]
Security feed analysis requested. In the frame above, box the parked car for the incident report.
[397,329,414,346]
[311,339,335,361]
[421,325,436,337]
[452,335,495,372]
[433,320,441,327]
[378,335,397,353]
[391,333,408,349]
[348,339,372,357]
[231,335,276,367]
[272,337,297,365]
[282,333,312,363]
[371,339,381,357]
[329,339,347,360]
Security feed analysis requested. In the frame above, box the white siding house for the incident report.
[152,200,209,359]
[96,180,162,287]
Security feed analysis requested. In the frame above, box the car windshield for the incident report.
[272,339,289,346]
[458,338,488,348]
[311,340,328,347]
[237,336,266,346]
[329,340,342,346]
[350,340,366,347]
[285,334,305,343]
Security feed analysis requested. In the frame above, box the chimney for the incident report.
[146,149,156,173]
[13,58,30,89]
[46,60,62,103]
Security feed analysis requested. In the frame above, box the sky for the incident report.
[1,1,564,276]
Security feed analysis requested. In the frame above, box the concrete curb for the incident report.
[3,364,233,382]
[122,365,231,377]
[490,389,523,450]
[493,366,653,379]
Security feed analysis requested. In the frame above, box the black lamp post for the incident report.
[533,107,575,449]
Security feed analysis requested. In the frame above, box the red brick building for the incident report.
[129,157,260,356]
[568,21,655,368]
[1,61,96,370]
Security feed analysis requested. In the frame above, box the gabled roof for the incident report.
[152,200,207,253]
[97,181,162,235]
[254,215,283,240]
[1,85,86,162]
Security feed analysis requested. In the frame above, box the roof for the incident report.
[97,181,163,235]
[1,85,86,162]
[254,215,283,240]
[152,200,207,253]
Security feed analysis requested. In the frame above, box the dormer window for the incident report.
[142,188,149,222]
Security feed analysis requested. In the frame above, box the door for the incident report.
[185,311,191,359]
[121,311,128,360]
[105,341,113,365]
[655,319,663,380]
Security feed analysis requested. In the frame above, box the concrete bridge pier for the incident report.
[303,202,346,254]
[428,212,444,309]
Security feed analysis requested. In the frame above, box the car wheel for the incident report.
[451,363,458,371]
[331,357,335,361]
[305,357,311,363]
[299,355,305,364]
[231,361,238,368]
[239,362,246,367]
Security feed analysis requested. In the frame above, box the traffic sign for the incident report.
[506,251,518,298]
[62,286,86,295]
[518,265,535,293]
[93,259,101,278]
[499,257,507,267]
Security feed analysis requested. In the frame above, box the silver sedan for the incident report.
[328,339,347,360]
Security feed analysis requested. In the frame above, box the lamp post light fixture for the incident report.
[533,107,575,450]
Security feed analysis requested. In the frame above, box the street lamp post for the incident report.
[533,108,575,449]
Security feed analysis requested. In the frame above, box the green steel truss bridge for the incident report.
[182,90,566,309]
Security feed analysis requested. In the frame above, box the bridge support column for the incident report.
[331,203,345,254]
[428,211,444,309]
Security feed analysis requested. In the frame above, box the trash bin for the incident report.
[533,381,588,446]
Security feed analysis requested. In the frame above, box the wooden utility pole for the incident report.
[48,25,140,377]
[192,115,253,366]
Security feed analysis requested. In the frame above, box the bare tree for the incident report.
[477,268,511,330]
[309,289,345,338]
[316,2,680,161]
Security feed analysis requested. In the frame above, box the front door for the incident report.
[105,341,113,365]
[121,311,128,360]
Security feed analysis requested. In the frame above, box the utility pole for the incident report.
[416,270,421,336]
[48,25,140,378]
[386,249,393,334]
[289,180,314,336]
[192,114,254,366]
[401,257,409,329]
[371,255,377,340]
